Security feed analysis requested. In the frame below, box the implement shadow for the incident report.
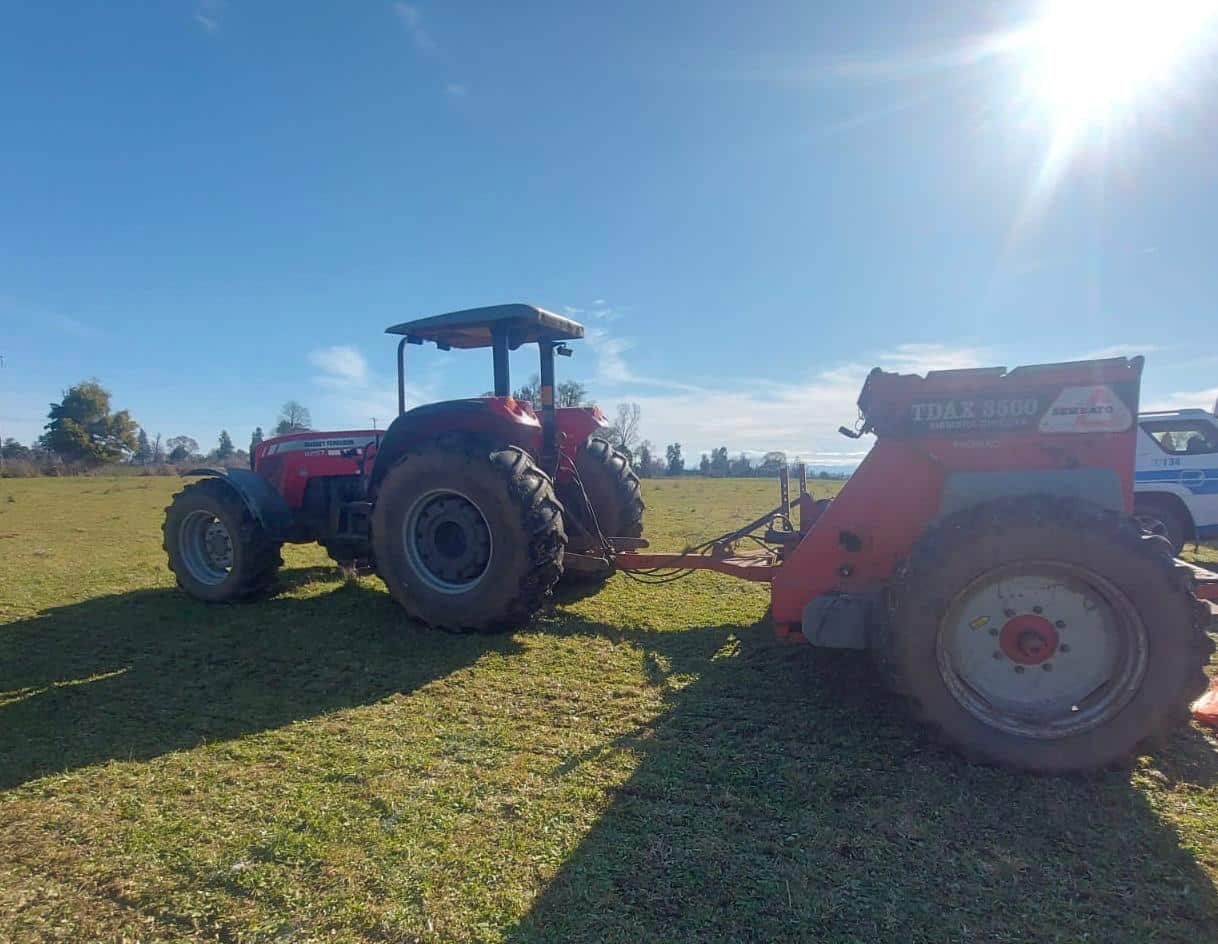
[509,617,1218,943]
[0,569,518,790]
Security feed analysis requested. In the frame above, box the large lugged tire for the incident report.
[371,437,566,632]
[558,437,644,583]
[576,437,644,539]
[163,478,283,602]
[881,495,1213,773]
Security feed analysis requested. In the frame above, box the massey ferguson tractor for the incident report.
[164,303,1217,773]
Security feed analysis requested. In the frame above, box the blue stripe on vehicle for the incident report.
[1135,467,1218,496]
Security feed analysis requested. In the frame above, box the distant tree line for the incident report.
[0,381,319,478]
[2,381,850,482]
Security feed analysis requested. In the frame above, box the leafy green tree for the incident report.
[758,451,786,476]
[41,380,138,464]
[699,453,711,475]
[665,442,684,476]
[166,436,199,463]
[215,430,235,461]
[710,446,729,477]
[1,438,32,461]
[636,440,654,477]
[133,428,152,465]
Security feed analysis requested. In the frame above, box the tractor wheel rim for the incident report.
[1133,512,1169,539]
[935,561,1148,740]
[403,489,493,594]
[179,510,235,586]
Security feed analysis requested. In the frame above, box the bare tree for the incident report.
[513,375,541,410]
[608,402,642,456]
[557,380,588,407]
[276,401,312,435]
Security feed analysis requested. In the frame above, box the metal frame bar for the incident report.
[538,338,557,472]
[396,337,409,415]
[492,322,511,397]
[614,551,779,582]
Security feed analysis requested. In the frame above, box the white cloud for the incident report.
[306,344,436,430]
[874,342,993,373]
[1077,344,1160,360]
[445,82,468,97]
[194,0,224,32]
[568,301,991,461]
[1143,386,1218,413]
[308,345,369,387]
[394,2,435,49]
[592,339,989,463]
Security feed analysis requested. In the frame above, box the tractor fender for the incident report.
[182,467,295,541]
[369,399,542,491]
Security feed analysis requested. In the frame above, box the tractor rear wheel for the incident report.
[163,478,283,602]
[558,437,644,583]
[882,495,1213,773]
[372,437,566,632]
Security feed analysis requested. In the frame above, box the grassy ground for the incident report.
[2,475,1217,943]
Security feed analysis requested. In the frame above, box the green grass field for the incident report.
[2,476,1217,943]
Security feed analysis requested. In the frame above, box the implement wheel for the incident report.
[163,478,283,602]
[372,437,566,632]
[882,495,1213,773]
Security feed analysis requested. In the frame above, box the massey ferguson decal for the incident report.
[1037,385,1133,433]
[263,435,379,456]
[898,383,1136,437]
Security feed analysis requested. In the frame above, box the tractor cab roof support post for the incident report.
[492,322,511,397]
[539,337,557,473]
[396,336,409,415]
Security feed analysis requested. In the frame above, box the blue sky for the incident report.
[2,1,1217,463]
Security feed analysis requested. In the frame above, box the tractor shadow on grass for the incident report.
[0,568,519,791]
[508,616,1218,944]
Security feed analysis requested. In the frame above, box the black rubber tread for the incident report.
[1133,495,1189,554]
[580,437,645,538]
[162,477,284,602]
[557,437,645,585]
[371,435,566,633]
[877,495,1214,773]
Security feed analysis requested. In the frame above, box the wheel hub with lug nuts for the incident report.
[404,489,493,593]
[179,510,235,585]
[937,562,1148,739]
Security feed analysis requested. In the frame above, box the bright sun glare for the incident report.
[1027,0,1218,125]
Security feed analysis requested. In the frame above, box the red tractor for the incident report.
[163,305,643,631]
[165,305,1218,772]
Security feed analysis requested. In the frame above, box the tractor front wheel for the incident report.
[882,495,1213,773]
[372,437,566,632]
[163,478,283,602]
[558,437,644,583]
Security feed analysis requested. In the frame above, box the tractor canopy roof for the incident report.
[385,304,584,350]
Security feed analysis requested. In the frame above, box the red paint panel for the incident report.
[771,440,943,624]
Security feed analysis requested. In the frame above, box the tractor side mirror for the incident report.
[556,344,573,357]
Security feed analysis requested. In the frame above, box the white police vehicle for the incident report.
[1134,408,1218,552]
